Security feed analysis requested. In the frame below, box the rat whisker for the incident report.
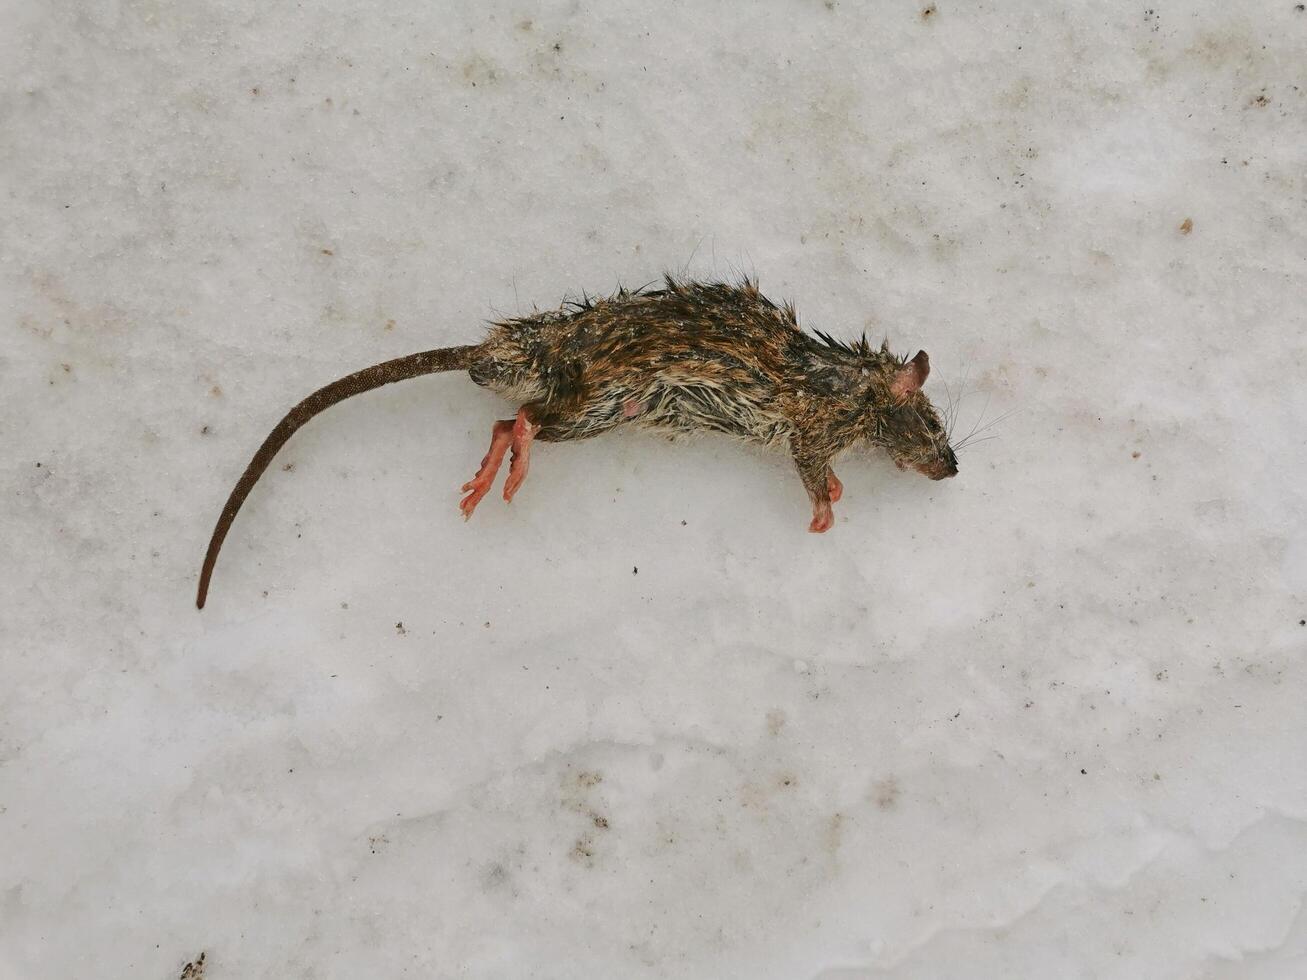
[939,375,958,436]
[955,434,1000,452]
[954,406,1017,451]
[956,408,1017,448]
[948,367,972,440]
[956,391,992,448]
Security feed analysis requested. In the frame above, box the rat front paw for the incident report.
[827,471,843,503]
[808,501,834,533]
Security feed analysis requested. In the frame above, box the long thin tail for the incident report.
[196,344,481,609]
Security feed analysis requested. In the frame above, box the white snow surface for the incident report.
[3,1,1307,977]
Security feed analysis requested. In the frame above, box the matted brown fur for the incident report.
[196,275,957,608]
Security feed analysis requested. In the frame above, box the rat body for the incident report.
[197,276,957,608]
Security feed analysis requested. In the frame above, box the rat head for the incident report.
[873,350,958,480]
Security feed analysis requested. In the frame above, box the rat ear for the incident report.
[890,350,930,400]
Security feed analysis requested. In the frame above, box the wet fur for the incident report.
[477,278,942,447]
[196,275,957,608]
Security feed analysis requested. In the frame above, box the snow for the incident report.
[2,0,1306,977]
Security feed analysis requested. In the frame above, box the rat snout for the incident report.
[930,461,959,480]
[913,458,958,480]
[923,448,958,480]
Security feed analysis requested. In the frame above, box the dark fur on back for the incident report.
[470,275,949,470]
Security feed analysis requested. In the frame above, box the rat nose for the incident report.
[940,447,958,478]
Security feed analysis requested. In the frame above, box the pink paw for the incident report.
[809,501,834,533]
[827,472,843,503]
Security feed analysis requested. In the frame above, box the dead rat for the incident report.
[196,276,958,608]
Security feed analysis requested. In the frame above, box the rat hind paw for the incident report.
[459,480,492,519]
[460,419,514,519]
[502,408,539,502]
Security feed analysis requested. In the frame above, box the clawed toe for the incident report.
[460,419,515,519]
[460,481,492,519]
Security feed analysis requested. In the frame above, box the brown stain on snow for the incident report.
[872,777,900,810]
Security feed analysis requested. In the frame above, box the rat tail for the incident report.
[197,344,481,609]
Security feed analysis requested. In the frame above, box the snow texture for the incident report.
[3,0,1306,977]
